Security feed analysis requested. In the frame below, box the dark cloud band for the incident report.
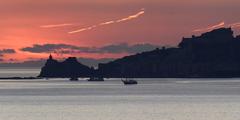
[0,49,16,61]
[0,49,16,54]
[20,43,160,54]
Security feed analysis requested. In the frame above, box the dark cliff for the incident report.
[38,55,93,78]
[98,28,240,78]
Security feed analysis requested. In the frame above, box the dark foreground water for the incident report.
[0,69,240,120]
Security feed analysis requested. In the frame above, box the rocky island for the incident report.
[38,55,93,78]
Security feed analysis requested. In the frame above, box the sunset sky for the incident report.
[1,0,240,62]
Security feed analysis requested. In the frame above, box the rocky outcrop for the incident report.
[38,55,93,78]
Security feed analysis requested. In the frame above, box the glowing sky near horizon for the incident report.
[1,0,240,62]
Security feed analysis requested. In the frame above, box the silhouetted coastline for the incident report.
[0,77,42,80]
[39,28,240,78]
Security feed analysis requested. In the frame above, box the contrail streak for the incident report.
[193,22,225,32]
[68,9,145,34]
[40,23,74,28]
[116,10,145,23]
[68,25,97,34]
[99,21,115,25]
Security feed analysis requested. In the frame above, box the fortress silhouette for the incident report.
[39,28,240,78]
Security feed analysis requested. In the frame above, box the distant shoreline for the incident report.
[0,77,42,80]
[0,76,239,80]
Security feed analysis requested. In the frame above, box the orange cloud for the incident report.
[229,22,240,28]
[193,21,225,32]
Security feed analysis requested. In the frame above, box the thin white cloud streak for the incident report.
[193,21,225,32]
[40,23,74,28]
[68,8,145,34]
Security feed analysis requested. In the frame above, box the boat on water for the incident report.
[121,78,138,85]
[87,77,104,81]
[69,77,79,81]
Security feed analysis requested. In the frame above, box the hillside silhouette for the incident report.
[39,27,240,78]
[98,28,240,78]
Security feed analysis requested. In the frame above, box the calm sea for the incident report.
[0,69,240,120]
[0,68,40,77]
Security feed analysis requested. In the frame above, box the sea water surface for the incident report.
[0,69,240,120]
